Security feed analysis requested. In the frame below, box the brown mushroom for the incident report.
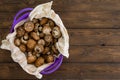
[39,33,45,38]
[23,33,29,40]
[52,45,59,54]
[34,23,39,32]
[14,38,21,46]
[52,26,62,38]
[24,21,34,32]
[27,52,37,64]
[35,57,45,67]
[38,26,42,32]
[27,39,36,49]
[16,26,25,37]
[45,42,51,46]
[46,55,54,63]
[44,34,53,42]
[19,44,26,52]
[40,17,48,25]
[38,39,45,46]
[48,19,55,29]
[32,18,39,24]
[21,37,27,44]
[42,24,51,35]
[42,47,50,54]
[34,44,44,53]
[30,32,40,40]
[21,33,29,44]
[53,38,58,44]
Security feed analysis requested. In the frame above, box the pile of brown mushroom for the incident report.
[14,17,62,67]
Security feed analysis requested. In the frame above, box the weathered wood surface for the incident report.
[1,0,120,80]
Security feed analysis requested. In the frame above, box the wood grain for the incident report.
[1,63,120,79]
[1,0,120,29]
[1,11,120,29]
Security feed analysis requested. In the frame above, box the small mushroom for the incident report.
[39,33,45,38]
[38,39,45,46]
[45,42,51,46]
[23,33,29,40]
[34,23,39,32]
[46,55,54,63]
[21,37,27,44]
[38,26,42,32]
[40,17,48,25]
[52,45,59,54]
[53,38,58,44]
[16,26,25,37]
[42,47,50,54]
[27,39,36,49]
[42,25,51,35]
[34,44,44,53]
[32,18,39,24]
[33,51,41,57]
[52,26,62,38]
[44,34,53,42]
[27,52,37,64]
[48,19,55,29]
[14,38,21,46]
[24,21,34,32]
[19,44,26,52]
[21,33,29,44]
[36,53,40,57]
[35,57,45,67]
[30,32,40,40]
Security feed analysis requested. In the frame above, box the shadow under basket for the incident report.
[10,8,63,75]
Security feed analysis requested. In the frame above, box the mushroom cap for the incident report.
[27,39,36,49]
[38,39,45,46]
[27,53,37,64]
[34,23,39,32]
[48,19,55,29]
[34,44,44,53]
[40,17,48,25]
[30,32,40,40]
[35,57,45,67]
[14,38,21,46]
[52,26,62,38]
[24,21,34,32]
[16,26,25,37]
[52,45,59,54]
[46,55,54,63]
[21,37,27,44]
[42,47,50,54]
[44,34,53,42]
[39,33,45,38]
[32,18,39,24]
[19,44,26,52]
[42,25,51,35]
[23,33,29,40]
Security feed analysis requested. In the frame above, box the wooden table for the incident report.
[1,0,120,79]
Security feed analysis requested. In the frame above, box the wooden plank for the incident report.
[1,11,120,29]
[69,29,120,46]
[1,0,120,29]
[0,0,80,12]
[1,0,120,12]
[1,46,120,63]
[1,29,120,46]
[1,63,120,79]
